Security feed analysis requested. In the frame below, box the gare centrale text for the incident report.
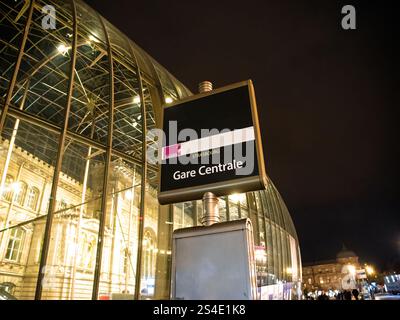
[173,160,244,181]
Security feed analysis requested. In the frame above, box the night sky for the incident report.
[86,0,399,270]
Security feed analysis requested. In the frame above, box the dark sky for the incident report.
[86,0,399,270]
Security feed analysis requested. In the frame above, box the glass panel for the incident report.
[276,225,283,281]
[197,201,203,225]
[138,176,159,299]
[154,204,172,299]
[173,203,184,230]
[183,202,195,227]
[241,206,249,218]
[265,218,274,285]
[38,138,106,299]
[218,197,227,222]
[98,155,141,300]
[69,4,109,145]
[0,0,30,99]
[136,78,161,299]
[154,64,178,102]
[270,223,279,284]
[128,42,154,78]
[0,115,58,299]
[107,23,142,157]
[228,202,239,221]
[173,201,195,230]
[10,1,73,128]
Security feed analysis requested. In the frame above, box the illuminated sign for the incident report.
[157,80,267,205]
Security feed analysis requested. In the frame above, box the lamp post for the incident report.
[365,264,376,299]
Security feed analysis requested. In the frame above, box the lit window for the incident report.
[5,228,25,262]
[79,234,96,269]
[26,187,40,211]
[14,181,27,206]
[2,175,14,202]
[143,229,156,280]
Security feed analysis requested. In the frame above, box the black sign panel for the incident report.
[158,80,266,204]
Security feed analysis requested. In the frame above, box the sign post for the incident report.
[157,80,267,209]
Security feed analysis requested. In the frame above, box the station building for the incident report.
[302,246,361,293]
[0,0,302,299]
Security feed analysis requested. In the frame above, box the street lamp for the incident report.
[364,264,376,299]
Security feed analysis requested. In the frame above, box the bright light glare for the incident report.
[88,34,99,43]
[366,265,374,275]
[57,43,70,55]
[254,248,265,260]
[348,265,356,275]
[11,182,20,193]
[125,190,133,200]
[133,96,141,104]
[165,97,173,104]
[229,193,246,204]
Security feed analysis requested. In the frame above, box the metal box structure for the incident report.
[171,219,257,300]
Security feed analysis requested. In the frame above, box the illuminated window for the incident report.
[14,181,27,206]
[143,229,156,280]
[5,228,25,262]
[79,234,96,269]
[26,187,40,211]
[2,175,14,202]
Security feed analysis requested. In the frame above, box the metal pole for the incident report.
[70,144,92,299]
[0,79,30,244]
[0,79,30,200]
[92,12,115,300]
[35,0,78,299]
[0,162,25,259]
[0,0,34,135]
[197,81,220,227]
[201,192,220,226]
[125,168,136,293]
[125,36,148,301]
[133,63,147,301]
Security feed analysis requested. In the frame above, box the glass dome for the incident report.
[0,0,301,300]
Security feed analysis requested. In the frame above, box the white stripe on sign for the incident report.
[162,126,255,160]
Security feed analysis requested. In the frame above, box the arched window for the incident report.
[143,229,156,280]
[26,187,40,211]
[14,181,27,206]
[86,236,96,269]
[141,228,157,297]
[2,175,14,202]
[79,234,96,269]
[78,233,87,268]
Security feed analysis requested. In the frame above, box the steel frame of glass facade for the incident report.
[0,0,301,300]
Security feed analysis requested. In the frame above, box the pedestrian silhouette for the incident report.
[352,289,359,300]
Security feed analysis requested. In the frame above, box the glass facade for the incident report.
[0,0,301,300]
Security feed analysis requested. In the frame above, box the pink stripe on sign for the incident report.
[163,143,181,159]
